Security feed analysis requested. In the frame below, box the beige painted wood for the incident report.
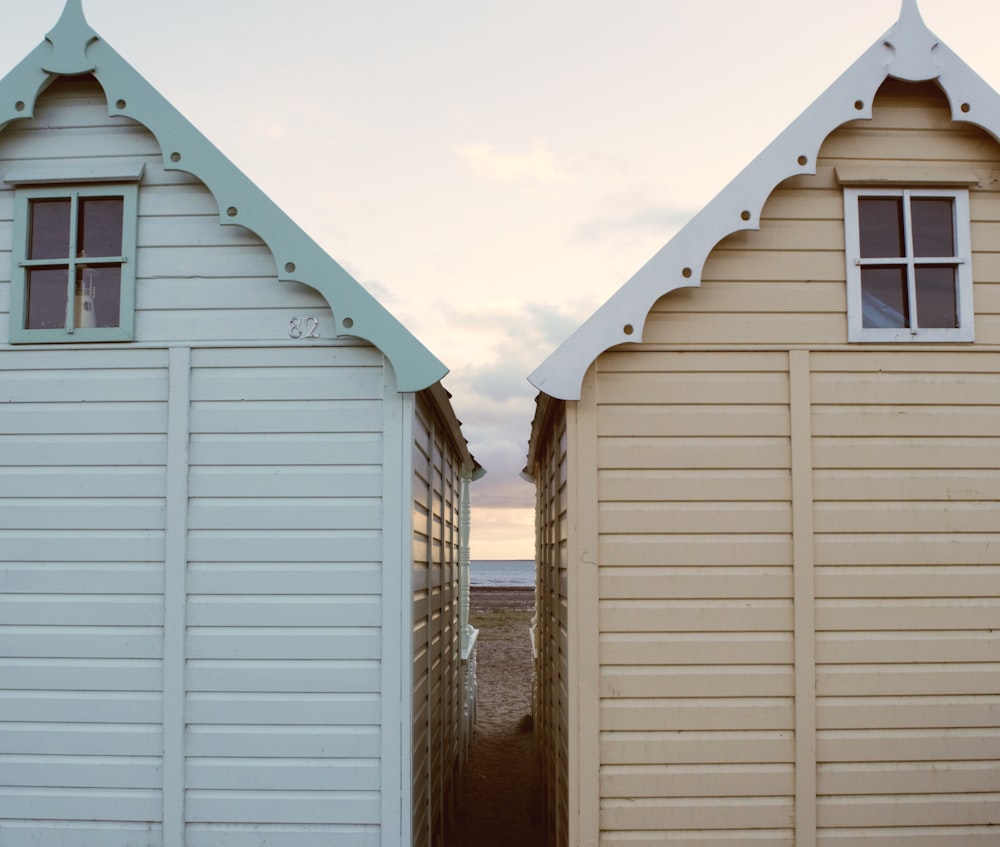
[600,633,794,666]
[598,350,790,373]
[530,399,570,847]
[816,697,1000,729]
[600,764,795,798]
[789,350,818,846]
[597,537,793,568]
[817,632,999,664]
[812,437,1000,469]
[599,566,792,599]
[569,368,600,847]
[600,797,795,831]
[600,666,794,698]
[599,470,792,503]
[600,502,791,534]
[602,834,794,847]
[600,436,790,469]
[602,731,795,765]
[815,566,1000,597]
[812,470,1000,502]
[531,78,1000,845]
[600,599,793,632]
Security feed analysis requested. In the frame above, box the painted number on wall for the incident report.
[289,317,320,339]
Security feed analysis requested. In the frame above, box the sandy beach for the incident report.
[445,587,545,847]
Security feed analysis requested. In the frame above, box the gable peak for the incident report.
[43,0,99,75]
[885,0,941,82]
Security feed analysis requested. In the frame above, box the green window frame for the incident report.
[9,182,138,343]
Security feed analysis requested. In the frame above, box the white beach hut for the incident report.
[0,4,481,846]
[526,3,1000,845]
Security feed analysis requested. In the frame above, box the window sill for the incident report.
[9,325,134,344]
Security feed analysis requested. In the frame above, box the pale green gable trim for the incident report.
[2,0,447,392]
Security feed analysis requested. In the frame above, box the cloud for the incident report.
[436,299,597,510]
[456,140,573,186]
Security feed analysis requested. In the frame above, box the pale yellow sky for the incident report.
[9,1,1000,559]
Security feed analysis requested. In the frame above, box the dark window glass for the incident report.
[79,197,124,258]
[26,268,68,328]
[915,266,958,328]
[859,197,904,258]
[21,193,129,333]
[861,266,908,328]
[76,265,122,328]
[911,198,955,257]
[29,199,71,259]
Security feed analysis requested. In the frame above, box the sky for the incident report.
[7,1,1000,559]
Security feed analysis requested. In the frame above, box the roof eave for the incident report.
[2,1,447,393]
[529,1,1000,400]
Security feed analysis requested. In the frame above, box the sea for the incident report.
[470,559,535,588]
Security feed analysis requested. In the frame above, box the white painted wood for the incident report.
[184,693,381,726]
[184,726,380,759]
[0,822,164,847]
[185,826,379,847]
[183,347,388,839]
[0,60,475,847]
[162,347,191,847]
[0,346,169,839]
[409,392,466,847]
[381,367,411,847]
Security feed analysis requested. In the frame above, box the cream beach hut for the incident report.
[526,3,1000,845]
[0,4,481,846]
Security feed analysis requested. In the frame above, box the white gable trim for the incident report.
[529,0,1000,400]
[0,0,447,393]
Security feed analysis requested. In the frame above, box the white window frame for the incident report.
[844,186,974,342]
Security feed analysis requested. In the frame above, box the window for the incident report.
[9,183,138,343]
[844,187,974,342]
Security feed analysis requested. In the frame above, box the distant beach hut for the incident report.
[0,3,481,846]
[525,3,1000,845]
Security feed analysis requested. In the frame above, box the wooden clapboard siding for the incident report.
[0,76,330,347]
[0,347,169,844]
[0,51,473,847]
[184,346,385,842]
[645,80,1000,349]
[411,394,464,847]
[530,79,1000,845]
[532,399,570,847]
[594,350,795,840]
[811,349,1000,845]
[0,74,403,846]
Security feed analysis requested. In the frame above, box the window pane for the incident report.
[859,197,904,258]
[79,197,124,258]
[29,199,71,259]
[26,268,68,328]
[77,265,122,328]
[911,198,955,257]
[861,266,908,328]
[915,266,958,328]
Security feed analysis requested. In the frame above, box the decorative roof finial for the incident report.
[42,0,99,75]
[884,0,940,81]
